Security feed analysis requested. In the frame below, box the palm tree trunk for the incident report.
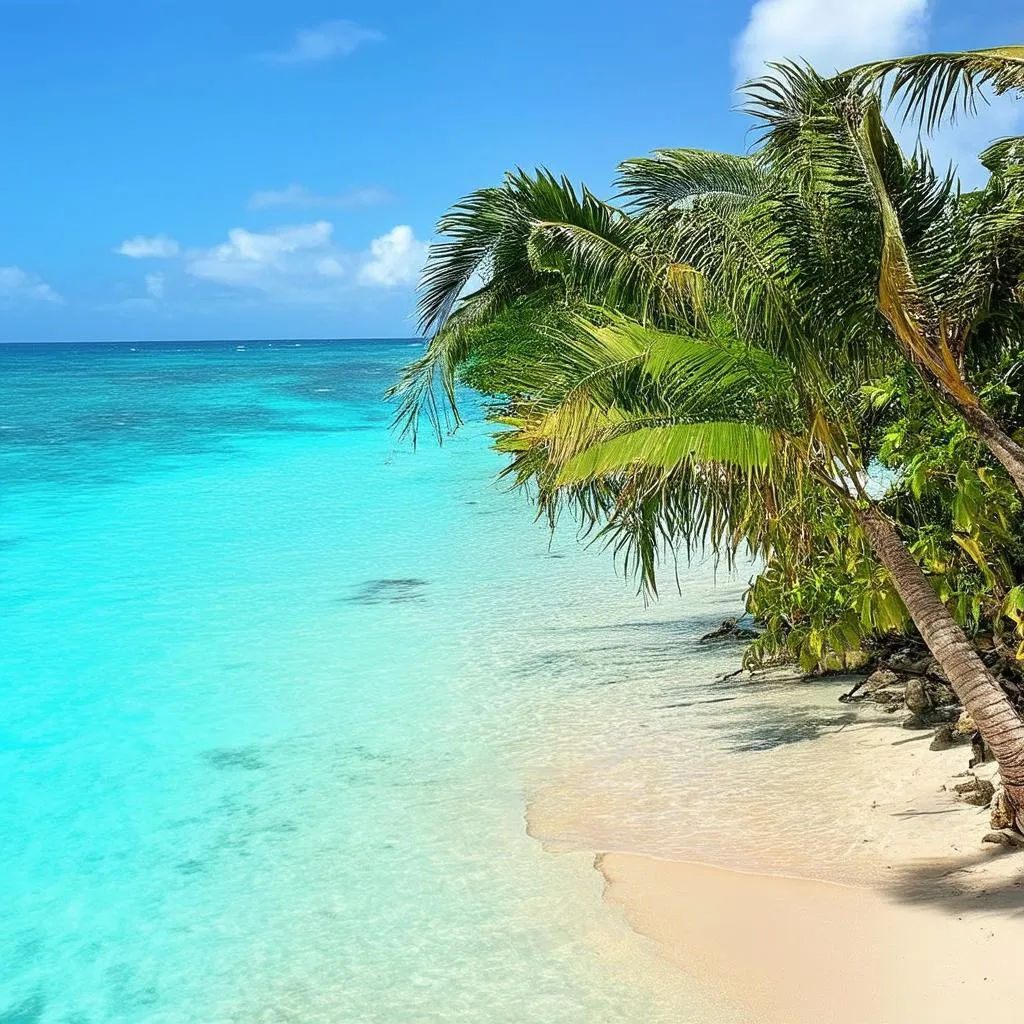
[855,504,1024,829]
[957,402,1024,499]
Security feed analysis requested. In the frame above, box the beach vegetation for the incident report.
[391,47,1024,829]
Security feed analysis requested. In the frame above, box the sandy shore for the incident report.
[600,853,1017,1024]
[528,677,1024,1022]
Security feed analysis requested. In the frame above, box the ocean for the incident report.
[0,340,751,1023]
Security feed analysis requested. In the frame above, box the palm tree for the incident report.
[387,168,689,442]
[495,315,1024,826]
[621,64,1024,498]
[391,84,1024,826]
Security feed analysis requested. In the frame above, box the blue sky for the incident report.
[0,0,1021,341]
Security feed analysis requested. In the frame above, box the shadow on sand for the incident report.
[882,846,1024,917]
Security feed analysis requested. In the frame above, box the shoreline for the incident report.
[527,668,1024,1023]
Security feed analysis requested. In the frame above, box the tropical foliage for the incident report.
[390,45,1024,825]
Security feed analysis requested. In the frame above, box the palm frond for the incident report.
[393,169,641,439]
[980,135,1024,174]
[617,149,768,217]
[526,216,689,324]
[387,284,502,441]
[554,420,781,484]
[418,186,511,335]
[849,46,1024,133]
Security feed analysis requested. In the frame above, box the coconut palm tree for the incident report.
[495,314,1024,826]
[390,81,1024,826]
[767,64,1024,494]
[387,168,690,442]
[620,64,1024,498]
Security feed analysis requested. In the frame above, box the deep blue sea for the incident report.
[0,340,749,1023]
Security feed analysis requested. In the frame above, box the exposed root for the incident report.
[982,830,1024,849]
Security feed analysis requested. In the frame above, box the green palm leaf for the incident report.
[850,46,1024,133]
[555,420,780,485]
[618,149,768,217]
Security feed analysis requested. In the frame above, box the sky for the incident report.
[0,0,1021,342]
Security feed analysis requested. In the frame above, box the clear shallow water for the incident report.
[0,340,756,1023]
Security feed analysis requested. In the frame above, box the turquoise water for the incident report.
[0,341,745,1023]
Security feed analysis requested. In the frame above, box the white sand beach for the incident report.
[599,850,1015,1024]
[528,676,1024,1022]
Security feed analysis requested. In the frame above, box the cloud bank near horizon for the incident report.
[113,220,427,303]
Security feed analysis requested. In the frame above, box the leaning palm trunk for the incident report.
[901,356,1024,498]
[856,504,1024,828]
[957,403,1024,499]
[880,347,1024,498]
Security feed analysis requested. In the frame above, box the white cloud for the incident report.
[358,225,427,287]
[145,272,165,298]
[117,234,181,258]
[733,0,930,82]
[260,20,383,65]
[248,183,393,211]
[0,266,62,305]
[110,220,425,305]
[184,221,345,296]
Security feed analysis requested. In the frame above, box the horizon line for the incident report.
[0,336,426,345]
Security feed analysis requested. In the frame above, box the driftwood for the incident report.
[839,679,867,703]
